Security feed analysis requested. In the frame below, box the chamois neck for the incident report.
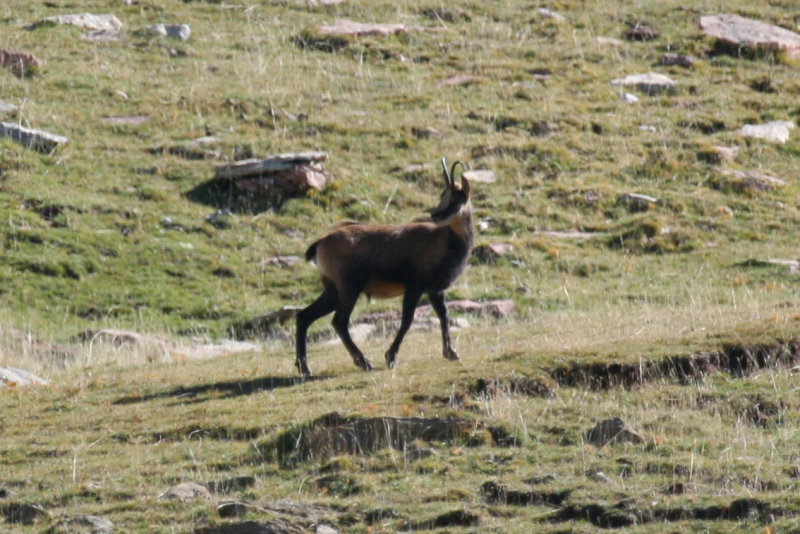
[440,207,473,249]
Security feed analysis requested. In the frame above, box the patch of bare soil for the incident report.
[549,340,800,390]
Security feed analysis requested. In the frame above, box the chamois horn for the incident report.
[441,158,465,187]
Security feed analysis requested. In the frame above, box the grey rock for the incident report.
[0,122,67,152]
[0,367,48,387]
[158,482,213,503]
[584,417,644,447]
[41,13,123,31]
[739,120,795,144]
[52,515,114,534]
[147,23,191,41]
[215,152,328,180]
[611,72,675,94]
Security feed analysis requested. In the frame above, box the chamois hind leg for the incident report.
[295,282,337,378]
[429,291,460,361]
[385,288,424,368]
[331,287,374,371]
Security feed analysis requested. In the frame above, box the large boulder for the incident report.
[699,14,800,59]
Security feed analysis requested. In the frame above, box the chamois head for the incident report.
[431,158,471,223]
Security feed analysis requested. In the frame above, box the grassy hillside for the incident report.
[2,0,800,531]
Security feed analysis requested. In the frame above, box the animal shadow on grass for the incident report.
[113,375,328,405]
[185,177,288,214]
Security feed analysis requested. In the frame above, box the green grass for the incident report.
[1,0,800,531]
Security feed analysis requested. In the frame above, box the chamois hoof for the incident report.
[355,357,374,372]
[295,359,312,378]
[444,349,461,361]
[385,352,398,368]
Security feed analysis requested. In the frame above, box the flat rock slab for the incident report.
[51,515,114,534]
[611,72,675,94]
[215,151,327,179]
[0,49,43,76]
[0,367,48,387]
[740,120,795,144]
[699,14,800,59]
[0,122,67,152]
[718,168,786,192]
[319,19,411,37]
[41,13,123,32]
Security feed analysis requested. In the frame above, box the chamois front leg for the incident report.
[429,292,460,361]
[385,288,424,368]
[295,284,338,378]
[331,288,374,372]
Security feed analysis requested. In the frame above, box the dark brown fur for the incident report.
[295,159,473,377]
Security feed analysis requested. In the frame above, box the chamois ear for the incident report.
[441,157,453,187]
[460,175,471,196]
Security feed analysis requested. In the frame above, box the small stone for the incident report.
[596,36,624,47]
[718,168,786,192]
[536,8,565,23]
[0,49,43,76]
[473,243,514,263]
[158,482,213,502]
[624,24,659,41]
[611,72,676,95]
[589,470,613,483]
[621,92,639,103]
[146,23,191,41]
[411,126,444,139]
[661,53,696,67]
[437,74,485,87]
[618,192,658,211]
[584,417,644,447]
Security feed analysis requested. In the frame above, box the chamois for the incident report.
[295,157,474,377]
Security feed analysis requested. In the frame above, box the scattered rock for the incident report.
[595,36,624,47]
[411,126,444,139]
[318,19,417,38]
[215,151,331,195]
[588,470,613,484]
[757,259,800,274]
[661,53,696,67]
[536,8,565,23]
[618,192,658,212]
[262,255,302,268]
[0,100,18,114]
[462,169,496,183]
[437,74,485,87]
[584,417,644,447]
[51,515,114,534]
[447,299,514,318]
[146,23,191,41]
[624,24,659,41]
[621,92,639,103]
[159,482,214,503]
[102,115,149,125]
[698,145,739,164]
[39,13,122,31]
[699,14,800,59]
[611,72,676,94]
[206,209,233,227]
[0,367,48,387]
[0,49,43,76]
[473,243,514,263]
[2,503,48,525]
[0,122,67,152]
[739,120,795,144]
[717,168,786,192]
